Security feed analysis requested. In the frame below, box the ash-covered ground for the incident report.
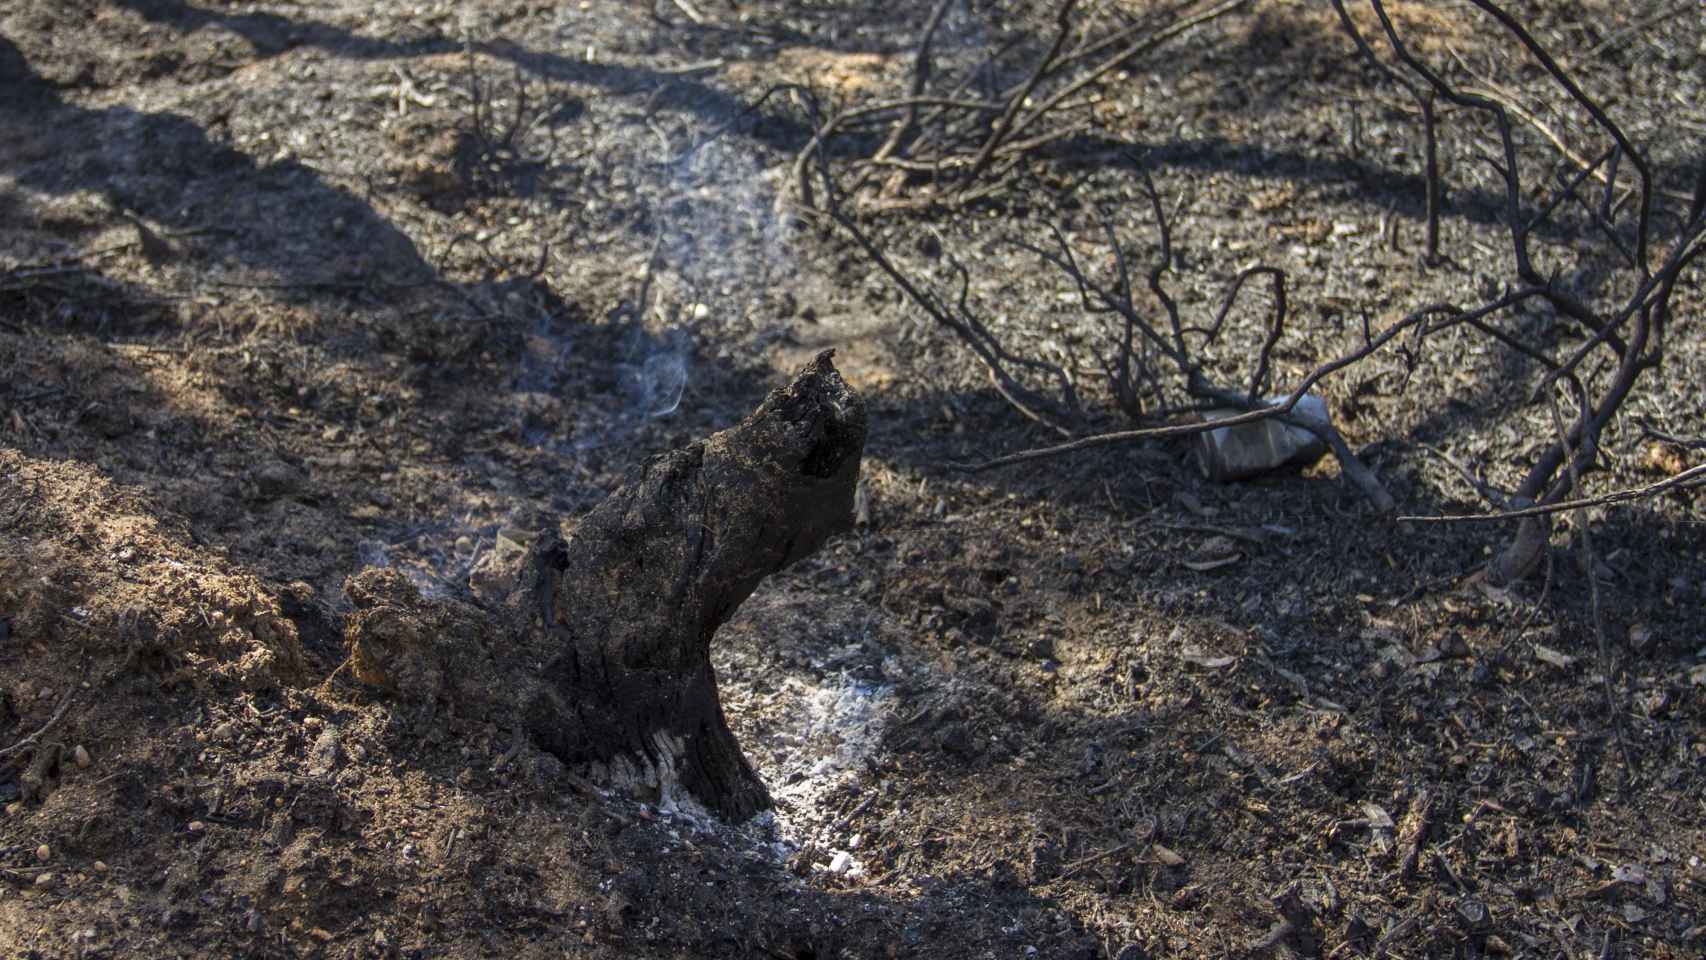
[3,1,1704,957]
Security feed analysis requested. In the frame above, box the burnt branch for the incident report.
[999,169,1396,510]
[815,0,1696,568]
[801,92,1082,433]
[1328,1,1442,262]
[1333,0,1704,582]
[793,0,1252,212]
[871,0,955,165]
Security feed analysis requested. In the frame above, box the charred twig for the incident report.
[1639,425,1706,451]
[873,0,957,166]
[960,290,1531,480]
[1002,0,1252,148]
[792,95,1005,211]
[455,48,572,201]
[1397,462,1706,524]
[1330,0,1702,578]
[795,0,1252,211]
[1243,883,1312,955]
[675,82,803,165]
[1057,841,1133,880]
[1417,442,1512,509]
[961,0,1079,187]
[0,690,77,760]
[1396,788,1435,881]
[802,93,1081,432]
[997,168,1398,509]
[1330,1,1444,261]
[1547,385,1635,782]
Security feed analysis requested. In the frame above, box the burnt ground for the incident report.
[2,1,1705,957]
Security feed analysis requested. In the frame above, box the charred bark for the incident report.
[516,351,866,818]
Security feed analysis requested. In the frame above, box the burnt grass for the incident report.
[2,1,1704,958]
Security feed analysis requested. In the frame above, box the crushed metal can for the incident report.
[1196,393,1331,482]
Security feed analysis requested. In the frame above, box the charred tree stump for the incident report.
[517,351,865,818]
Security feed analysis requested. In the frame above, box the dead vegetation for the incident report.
[805,0,1705,571]
[3,1,1704,958]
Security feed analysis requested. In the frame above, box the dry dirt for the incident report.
[3,1,1705,958]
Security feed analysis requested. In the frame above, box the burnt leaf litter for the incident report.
[2,1,1704,958]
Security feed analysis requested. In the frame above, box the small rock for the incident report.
[34,871,54,887]
[251,460,305,499]
[36,844,50,862]
[936,724,975,757]
[161,907,197,929]
[308,727,342,775]
[829,851,853,875]
[82,402,133,439]
[74,745,91,768]
[1180,645,1237,669]
[5,802,22,817]
[531,752,565,783]
[94,861,109,874]
[187,820,206,833]
[1439,633,1470,659]
[1628,623,1654,651]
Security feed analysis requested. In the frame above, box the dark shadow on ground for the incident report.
[1,34,434,290]
[12,3,1695,318]
[856,375,1702,653]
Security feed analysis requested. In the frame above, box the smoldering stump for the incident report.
[342,351,866,818]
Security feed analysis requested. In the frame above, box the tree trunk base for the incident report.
[519,351,865,818]
[344,351,866,820]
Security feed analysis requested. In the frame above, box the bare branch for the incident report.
[1400,462,1706,524]
[962,0,1079,188]
[0,691,77,760]
[958,296,1525,476]
[795,0,1251,212]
